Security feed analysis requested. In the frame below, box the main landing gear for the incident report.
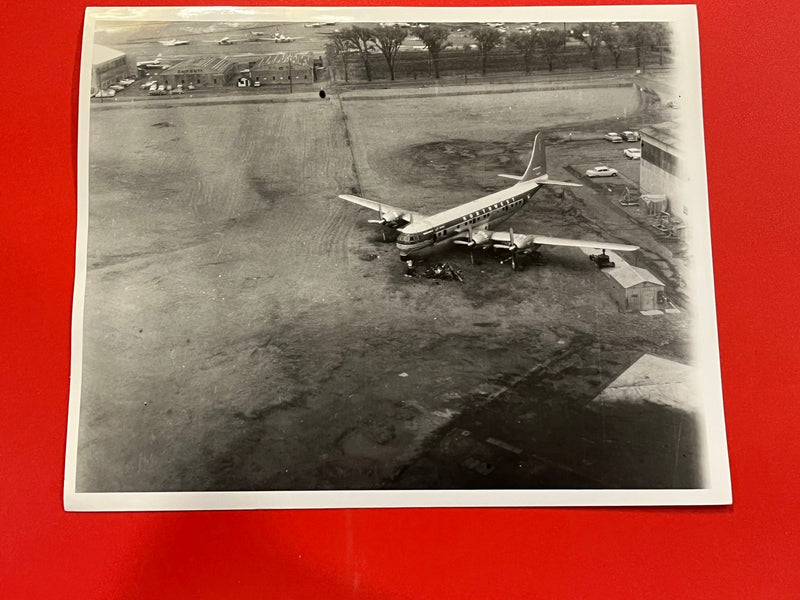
[589,251,615,269]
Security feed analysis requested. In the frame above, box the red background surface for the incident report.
[2,1,798,598]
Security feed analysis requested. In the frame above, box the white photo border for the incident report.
[66,4,731,511]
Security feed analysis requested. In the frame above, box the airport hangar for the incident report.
[639,121,688,237]
[91,45,136,94]
[247,53,319,86]
[156,56,238,88]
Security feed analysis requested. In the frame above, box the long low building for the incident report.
[249,53,318,86]
[157,56,237,88]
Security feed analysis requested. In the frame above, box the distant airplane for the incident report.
[158,38,189,46]
[273,32,301,43]
[341,132,638,269]
[136,53,166,69]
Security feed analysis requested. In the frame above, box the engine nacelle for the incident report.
[512,234,536,251]
[381,211,404,228]
[471,230,492,246]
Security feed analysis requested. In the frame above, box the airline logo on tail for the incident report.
[521,132,546,182]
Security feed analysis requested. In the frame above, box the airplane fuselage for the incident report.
[396,182,541,260]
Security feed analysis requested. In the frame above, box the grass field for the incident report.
[77,83,698,492]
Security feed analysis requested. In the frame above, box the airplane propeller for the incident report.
[368,203,407,240]
[494,228,536,270]
[453,224,492,264]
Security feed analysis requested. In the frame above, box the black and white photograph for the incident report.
[66,6,731,510]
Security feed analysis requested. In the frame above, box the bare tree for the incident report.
[507,30,537,75]
[414,25,451,79]
[537,29,566,72]
[469,25,504,76]
[327,32,353,83]
[571,23,606,69]
[601,27,623,69]
[341,25,376,82]
[622,23,654,70]
[372,24,407,81]
[651,23,671,66]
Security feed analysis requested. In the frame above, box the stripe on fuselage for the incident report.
[397,183,541,258]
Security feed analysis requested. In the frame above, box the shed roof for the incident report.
[92,45,126,66]
[607,263,664,289]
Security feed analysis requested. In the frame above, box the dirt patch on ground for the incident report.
[406,140,525,193]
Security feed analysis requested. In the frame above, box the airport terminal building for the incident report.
[157,57,237,88]
[91,45,135,93]
[249,53,317,86]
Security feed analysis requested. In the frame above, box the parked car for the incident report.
[586,166,619,177]
[94,88,116,98]
[621,130,640,141]
[624,148,641,160]
[119,78,136,86]
[141,80,158,89]
[148,88,167,96]
[187,83,196,90]
[604,132,623,143]
[169,88,184,95]
[109,84,125,91]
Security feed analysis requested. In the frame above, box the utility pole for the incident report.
[463,45,468,84]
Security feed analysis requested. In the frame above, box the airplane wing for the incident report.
[339,194,428,223]
[498,174,581,187]
[488,230,638,252]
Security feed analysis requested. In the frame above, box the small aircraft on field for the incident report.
[136,53,167,69]
[273,32,301,43]
[158,38,190,46]
[340,132,638,270]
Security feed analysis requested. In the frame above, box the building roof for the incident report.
[252,52,314,69]
[591,354,697,413]
[92,45,126,66]
[164,56,235,73]
[639,121,681,152]
[607,263,664,289]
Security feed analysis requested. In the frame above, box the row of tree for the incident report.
[326,22,671,83]
[570,22,671,70]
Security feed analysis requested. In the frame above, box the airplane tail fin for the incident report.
[499,132,581,187]
[520,131,546,182]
